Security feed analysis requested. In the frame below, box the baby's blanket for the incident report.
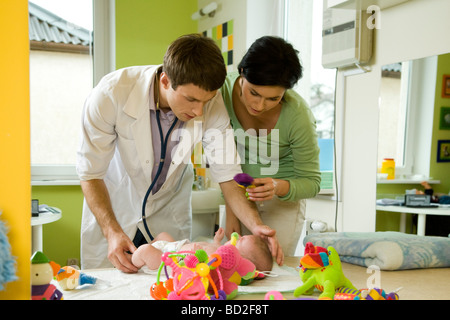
[304,232,450,270]
[58,263,301,300]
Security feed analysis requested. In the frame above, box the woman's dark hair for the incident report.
[238,36,303,89]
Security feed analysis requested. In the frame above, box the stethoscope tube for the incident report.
[141,109,178,241]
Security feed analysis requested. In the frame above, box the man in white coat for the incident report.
[77,34,283,272]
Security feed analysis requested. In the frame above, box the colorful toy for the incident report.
[333,286,362,300]
[234,173,255,199]
[294,242,357,300]
[209,232,257,299]
[265,290,286,300]
[150,232,256,300]
[31,251,63,300]
[151,249,225,300]
[355,288,400,300]
[55,265,97,290]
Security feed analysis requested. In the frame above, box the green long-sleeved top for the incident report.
[221,72,321,201]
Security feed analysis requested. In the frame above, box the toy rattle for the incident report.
[150,249,226,300]
[150,232,257,300]
[234,173,255,199]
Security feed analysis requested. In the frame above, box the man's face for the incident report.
[161,73,217,122]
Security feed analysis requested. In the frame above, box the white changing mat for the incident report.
[57,263,301,300]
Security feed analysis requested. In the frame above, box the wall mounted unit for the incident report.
[327,0,410,10]
[322,0,373,69]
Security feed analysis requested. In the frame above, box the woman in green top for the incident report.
[221,36,321,257]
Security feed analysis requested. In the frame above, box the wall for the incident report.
[115,0,197,69]
[0,0,31,299]
[197,0,284,69]
[31,186,83,266]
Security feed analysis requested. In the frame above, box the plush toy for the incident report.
[209,232,256,299]
[55,265,97,290]
[294,242,356,300]
[31,251,63,300]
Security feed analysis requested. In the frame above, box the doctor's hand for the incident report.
[107,231,139,273]
[252,224,284,266]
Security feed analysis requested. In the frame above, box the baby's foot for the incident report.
[214,227,225,243]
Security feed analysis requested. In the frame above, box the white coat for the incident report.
[77,65,241,269]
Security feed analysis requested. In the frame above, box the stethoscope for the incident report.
[141,72,178,241]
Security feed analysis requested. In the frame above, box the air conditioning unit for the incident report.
[322,0,373,69]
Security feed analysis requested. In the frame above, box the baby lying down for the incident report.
[132,228,273,272]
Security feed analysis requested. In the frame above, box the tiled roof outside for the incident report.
[29,1,92,46]
[381,62,402,73]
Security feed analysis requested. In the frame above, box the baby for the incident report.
[132,228,273,271]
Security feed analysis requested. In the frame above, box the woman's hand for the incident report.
[246,178,288,201]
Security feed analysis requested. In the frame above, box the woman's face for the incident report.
[239,77,286,117]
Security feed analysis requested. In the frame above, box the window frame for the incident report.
[399,56,437,178]
[283,0,337,194]
[31,0,115,185]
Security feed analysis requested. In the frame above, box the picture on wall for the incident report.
[442,74,450,98]
[437,140,450,162]
[203,20,234,72]
[439,106,450,130]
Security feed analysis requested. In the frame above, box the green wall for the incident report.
[31,0,197,266]
[31,186,83,266]
[115,0,197,69]
[376,53,450,233]
[430,53,450,194]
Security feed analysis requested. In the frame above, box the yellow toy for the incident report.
[31,251,63,300]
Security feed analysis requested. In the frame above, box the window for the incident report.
[378,62,410,171]
[30,0,114,184]
[284,0,337,191]
[378,56,437,178]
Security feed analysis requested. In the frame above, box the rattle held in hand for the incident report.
[234,173,255,200]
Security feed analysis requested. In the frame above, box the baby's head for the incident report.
[235,235,273,271]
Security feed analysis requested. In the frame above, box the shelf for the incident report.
[32,179,80,186]
[377,179,440,184]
